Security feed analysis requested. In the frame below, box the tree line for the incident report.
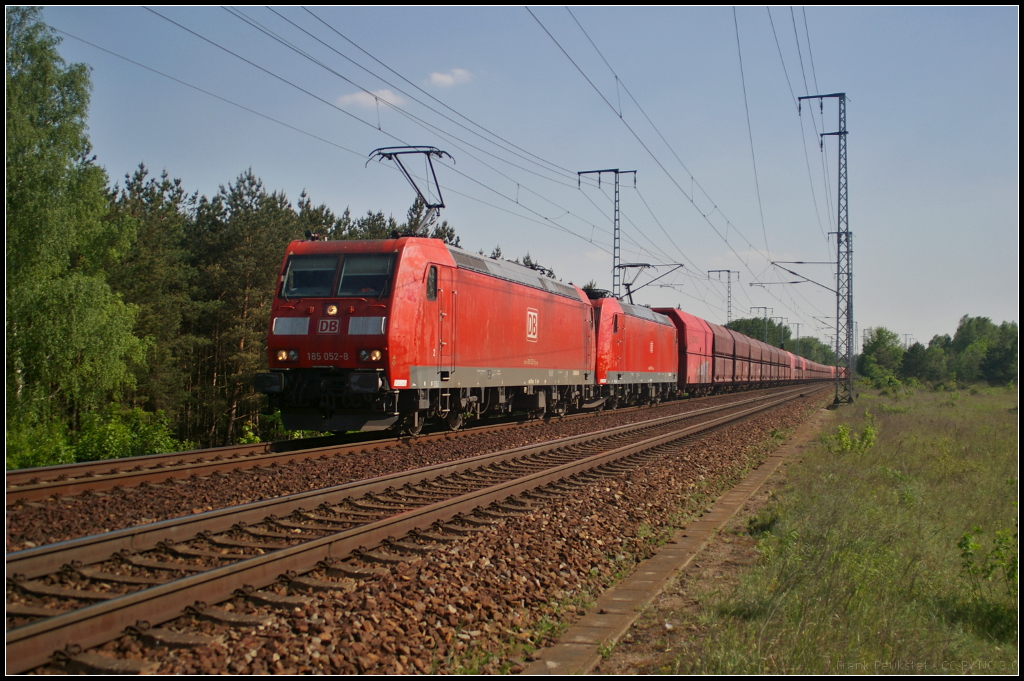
[5,8,457,468]
[858,317,1017,389]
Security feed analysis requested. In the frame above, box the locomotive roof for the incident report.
[618,302,674,327]
[446,246,583,301]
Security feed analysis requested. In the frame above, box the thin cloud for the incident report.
[336,89,405,108]
[428,68,472,87]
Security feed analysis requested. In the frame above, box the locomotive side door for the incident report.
[615,313,625,372]
[437,266,456,379]
[584,307,593,378]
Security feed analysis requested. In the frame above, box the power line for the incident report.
[143,7,406,144]
[224,6,649,261]
[210,8,630,254]
[802,7,821,95]
[255,7,594,193]
[50,27,367,160]
[732,8,772,261]
[107,8,828,331]
[766,7,829,251]
[134,8,622,259]
[767,7,798,108]
[301,7,582,183]
[528,7,784,293]
[790,7,811,96]
[49,22,612,268]
[227,6,580,192]
[561,7,775,268]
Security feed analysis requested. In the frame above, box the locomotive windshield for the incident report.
[280,255,338,298]
[337,254,396,298]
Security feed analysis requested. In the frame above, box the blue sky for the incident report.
[40,6,1018,349]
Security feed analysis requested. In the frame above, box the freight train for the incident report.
[254,236,834,434]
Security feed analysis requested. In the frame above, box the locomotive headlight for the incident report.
[358,349,383,362]
[276,350,299,362]
[325,304,339,316]
[276,350,288,362]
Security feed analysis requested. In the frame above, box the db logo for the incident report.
[526,308,539,342]
[318,318,340,334]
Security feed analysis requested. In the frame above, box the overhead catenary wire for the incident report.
[50,27,368,161]
[539,7,829,331]
[564,6,771,318]
[732,8,772,265]
[566,6,750,236]
[142,7,408,145]
[85,9,617,261]
[766,7,830,252]
[528,8,777,289]
[300,6,584,183]
[791,8,839,277]
[559,8,775,267]
[220,6,634,254]
[145,4,724,312]
[799,7,840,278]
[250,6,600,194]
[201,8,630,253]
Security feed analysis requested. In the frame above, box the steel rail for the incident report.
[5,387,812,501]
[4,405,632,502]
[6,387,821,673]
[6,388,806,580]
[4,398,674,490]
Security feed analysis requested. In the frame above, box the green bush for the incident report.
[6,414,74,470]
[73,406,193,462]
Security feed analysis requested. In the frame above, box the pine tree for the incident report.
[108,164,198,418]
[184,170,305,445]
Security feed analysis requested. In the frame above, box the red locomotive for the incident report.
[255,236,834,433]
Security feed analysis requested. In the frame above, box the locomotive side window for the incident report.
[337,254,396,298]
[427,266,437,301]
[281,255,339,298]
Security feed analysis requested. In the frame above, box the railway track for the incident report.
[5,387,813,504]
[6,386,818,673]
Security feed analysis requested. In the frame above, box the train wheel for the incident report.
[402,417,423,436]
[445,411,463,431]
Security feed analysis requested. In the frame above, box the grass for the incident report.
[666,384,1018,674]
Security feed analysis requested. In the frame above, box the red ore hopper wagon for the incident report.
[653,307,714,396]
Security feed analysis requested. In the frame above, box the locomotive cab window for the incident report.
[426,266,437,301]
[337,254,396,298]
[280,255,339,298]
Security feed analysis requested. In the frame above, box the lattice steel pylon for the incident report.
[708,270,739,324]
[578,169,636,298]
[800,92,853,404]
